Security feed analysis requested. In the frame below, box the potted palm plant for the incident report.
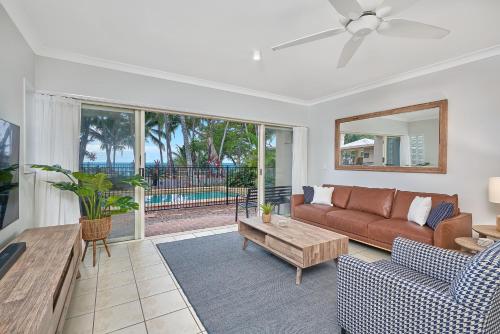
[260,203,274,224]
[31,164,149,266]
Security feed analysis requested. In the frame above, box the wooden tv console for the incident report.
[0,224,81,334]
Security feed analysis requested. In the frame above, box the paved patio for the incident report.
[145,205,257,237]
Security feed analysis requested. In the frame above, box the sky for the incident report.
[84,127,184,164]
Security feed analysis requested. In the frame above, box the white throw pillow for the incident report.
[407,196,432,226]
[311,186,334,206]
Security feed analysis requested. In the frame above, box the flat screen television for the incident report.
[0,119,20,230]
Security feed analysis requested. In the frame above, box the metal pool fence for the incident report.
[80,164,261,212]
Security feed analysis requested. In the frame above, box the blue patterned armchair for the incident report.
[338,237,500,334]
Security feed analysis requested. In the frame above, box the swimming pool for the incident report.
[145,191,238,204]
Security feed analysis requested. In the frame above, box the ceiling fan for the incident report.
[272,0,450,68]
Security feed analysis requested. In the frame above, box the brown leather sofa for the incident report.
[291,185,472,251]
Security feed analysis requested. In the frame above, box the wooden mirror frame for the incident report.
[335,99,448,174]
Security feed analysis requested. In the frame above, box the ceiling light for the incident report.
[253,50,262,62]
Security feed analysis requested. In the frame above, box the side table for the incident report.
[455,237,486,254]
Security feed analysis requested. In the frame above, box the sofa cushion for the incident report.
[293,204,341,225]
[371,260,450,294]
[346,186,396,218]
[325,210,382,236]
[450,241,500,312]
[426,202,455,230]
[323,185,353,209]
[367,219,434,246]
[391,191,459,220]
[311,186,334,206]
[303,186,314,204]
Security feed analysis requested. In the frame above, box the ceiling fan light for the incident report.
[252,50,262,61]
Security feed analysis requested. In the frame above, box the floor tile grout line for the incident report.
[93,283,141,312]
[91,248,100,334]
[99,319,144,334]
[142,306,190,323]
[126,245,150,334]
[153,237,202,332]
[105,321,145,334]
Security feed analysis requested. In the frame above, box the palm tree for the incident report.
[179,115,193,166]
[145,113,165,165]
[163,114,180,168]
[89,114,134,168]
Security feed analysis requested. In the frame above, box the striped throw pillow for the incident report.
[303,186,314,204]
[426,202,455,230]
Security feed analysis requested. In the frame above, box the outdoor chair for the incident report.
[235,186,292,221]
[338,237,500,334]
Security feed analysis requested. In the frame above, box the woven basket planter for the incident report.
[80,216,112,241]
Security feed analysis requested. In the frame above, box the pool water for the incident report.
[145,191,238,204]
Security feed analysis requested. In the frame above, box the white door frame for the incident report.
[135,110,146,239]
[257,124,265,215]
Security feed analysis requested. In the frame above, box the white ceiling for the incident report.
[3,0,500,104]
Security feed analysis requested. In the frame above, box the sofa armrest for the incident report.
[337,255,481,334]
[434,212,472,250]
[290,194,304,218]
[391,237,471,283]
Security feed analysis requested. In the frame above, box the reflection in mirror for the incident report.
[335,100,447,174]
[340,108,439,168]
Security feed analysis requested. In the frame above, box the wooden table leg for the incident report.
[82,241,89,262]
[92,240,97,267]
[76,269,81,279]
[296,267,302,285]
[102,238,111,257]
[242,237,249,250]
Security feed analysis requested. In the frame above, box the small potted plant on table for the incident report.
[32,165,149,266]
[260,203,274,224]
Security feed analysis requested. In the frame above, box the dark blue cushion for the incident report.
[303,186,314,204]
[426,202,454,230]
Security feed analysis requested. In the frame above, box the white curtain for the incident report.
[292,127,308,194]
[26,94,81,227]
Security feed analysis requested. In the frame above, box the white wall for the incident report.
[308,56,500,225]
[0,5,35,246]
[35,57,307,126]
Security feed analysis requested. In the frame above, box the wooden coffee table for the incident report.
[239,215,348,284]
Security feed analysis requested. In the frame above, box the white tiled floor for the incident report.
[63,224,389,334]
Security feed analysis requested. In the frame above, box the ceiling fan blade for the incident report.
[376,0,420,17]
[272,28,345,51]
[328,0,364,19]
[378,19,450,39]
[337,33,366,68]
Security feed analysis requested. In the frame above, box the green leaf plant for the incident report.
[31,164,149,220]
[260,203,274,215]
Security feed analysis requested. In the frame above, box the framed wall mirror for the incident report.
[335,100,448,174]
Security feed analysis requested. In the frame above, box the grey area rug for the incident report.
[156,232,340,334]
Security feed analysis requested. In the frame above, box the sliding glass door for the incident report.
[80,105,140,242]
[262,126,293,216]
[78,102,295,240]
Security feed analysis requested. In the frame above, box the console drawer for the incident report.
[265,235,303,266]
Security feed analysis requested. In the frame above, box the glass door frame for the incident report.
[257,124,294,215]
[80,103,295,240]
[135,110,146,239]
[79,103,144,243]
